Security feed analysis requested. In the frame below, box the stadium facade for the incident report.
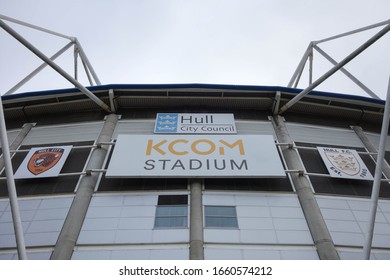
[1,83,390,260]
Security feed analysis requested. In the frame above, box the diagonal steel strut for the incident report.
[4,42,74,95]
[280,22,390,114]
[0,19,110,112]
[313,45,379,99]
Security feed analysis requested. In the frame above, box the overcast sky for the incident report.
[1,0,389,99]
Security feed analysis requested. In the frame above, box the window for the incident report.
[154,195,188,228]
[205,206,238,228]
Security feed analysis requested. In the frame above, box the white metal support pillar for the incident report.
[75,39,101,86]
[271,115,339,259]
[81,57,94,86]
[315,19,390,45]
[0,14,73,40]
[288,43,313,88]
[189,179,204,260]
[0,97,27,260]
[74,44,79,82]
[362,76,390,259]
[308,48,313,85]
[50,114,119,259]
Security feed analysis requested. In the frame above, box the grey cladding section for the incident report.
[286,123,364,147]
[22,122,104,145]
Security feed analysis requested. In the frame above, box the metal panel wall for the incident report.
[22,122,104,145]
[72,246,189,260]
[204,245,319,260]
[77,193,190,246]
[0,196,73,252]
[286,123,364,147]
[316,195,390,259]
[203,192,316,259]
[203,192,313,245]
[235,121,276,139]
[113,120,155,138]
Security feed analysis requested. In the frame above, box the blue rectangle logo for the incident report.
[154,113,178,133]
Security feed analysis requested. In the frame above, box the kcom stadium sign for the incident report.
[106,135,285,178]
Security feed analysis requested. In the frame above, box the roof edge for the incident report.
[1,83,385,106]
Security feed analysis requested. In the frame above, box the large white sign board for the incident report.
[317,147,373,180]
[154,113,236,134]
[14,146,73,179]
[106,135,285,178]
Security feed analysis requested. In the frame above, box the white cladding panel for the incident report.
[286,123,364,147]
[0,196,73,248]
[203,193,313,245]
[72,247,189,260]
[337,249,390,260]
[22,122,103,145]
[0,251,52,260]
[316,196,390,250]
[77,193,190,245]
[235,121,276,139]
[113,120,155,137]
[204,246,319,260]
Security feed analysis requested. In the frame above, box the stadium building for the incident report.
[1,16,390,260]
[1,83,390,260]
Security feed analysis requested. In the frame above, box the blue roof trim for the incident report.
[2,83,385,105]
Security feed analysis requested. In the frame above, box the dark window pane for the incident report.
[158,195,188,205]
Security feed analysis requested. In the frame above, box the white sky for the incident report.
[1,0,389,99]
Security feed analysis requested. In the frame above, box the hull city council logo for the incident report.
[27,148,65,175]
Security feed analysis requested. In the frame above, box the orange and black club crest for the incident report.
[27,148,65,175]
